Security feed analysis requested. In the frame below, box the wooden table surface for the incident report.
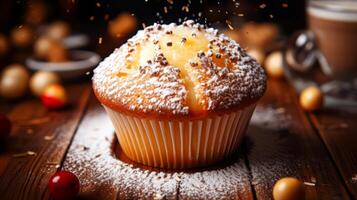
[0,76,356,199]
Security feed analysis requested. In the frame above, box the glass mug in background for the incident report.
[287,0,357,80]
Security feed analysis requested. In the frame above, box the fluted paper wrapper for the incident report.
[104,104,256,169]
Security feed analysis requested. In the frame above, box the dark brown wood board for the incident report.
[309,110,357,199]
[0,83,91,200]
[0,79,355,199]
[62,94,255,200]
[245,79,351,200]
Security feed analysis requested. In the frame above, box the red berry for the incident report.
[48,171,80,200]
[42,95,66,109]
[41,84,67,109]
[0,114,11,138]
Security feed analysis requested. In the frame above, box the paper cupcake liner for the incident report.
[104,104,256,169]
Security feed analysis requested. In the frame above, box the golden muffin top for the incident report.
[93,20,266,119]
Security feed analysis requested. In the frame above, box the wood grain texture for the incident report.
[309,110,357,198]
[245,79,351,200]
[0,79,354,199]
[0,83,91,200]
[0,99,18,176]
[62,94,254,200]
[62,95,119,200]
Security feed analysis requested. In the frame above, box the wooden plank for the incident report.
[62,95,120,200]
[62,94,254,200]
[0,99,17,113]
[0,83,91,200]
[309,110,357,198]
[245,79,350,200]
[0,99,17,176]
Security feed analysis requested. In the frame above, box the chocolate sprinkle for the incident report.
[93,20,266,116]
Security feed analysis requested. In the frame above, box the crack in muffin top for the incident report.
[93,20,266,119]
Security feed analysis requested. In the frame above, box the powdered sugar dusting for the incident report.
[93,20,266,117]
[179,163,252,199]
[247,106,304,199]
[63,106,179,199]
[63,104,253,199]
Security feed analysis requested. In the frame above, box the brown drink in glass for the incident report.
[308,1,357,79]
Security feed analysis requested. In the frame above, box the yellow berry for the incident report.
[265,51,284,78]
[30,71,60,96]
[273,177,305,200]
[299,86,324,111]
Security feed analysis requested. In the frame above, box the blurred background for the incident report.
[0,0,305,33]
[0,0,305,60]
[2,0,355,108]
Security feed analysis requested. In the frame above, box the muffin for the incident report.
[93,20,266,169]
